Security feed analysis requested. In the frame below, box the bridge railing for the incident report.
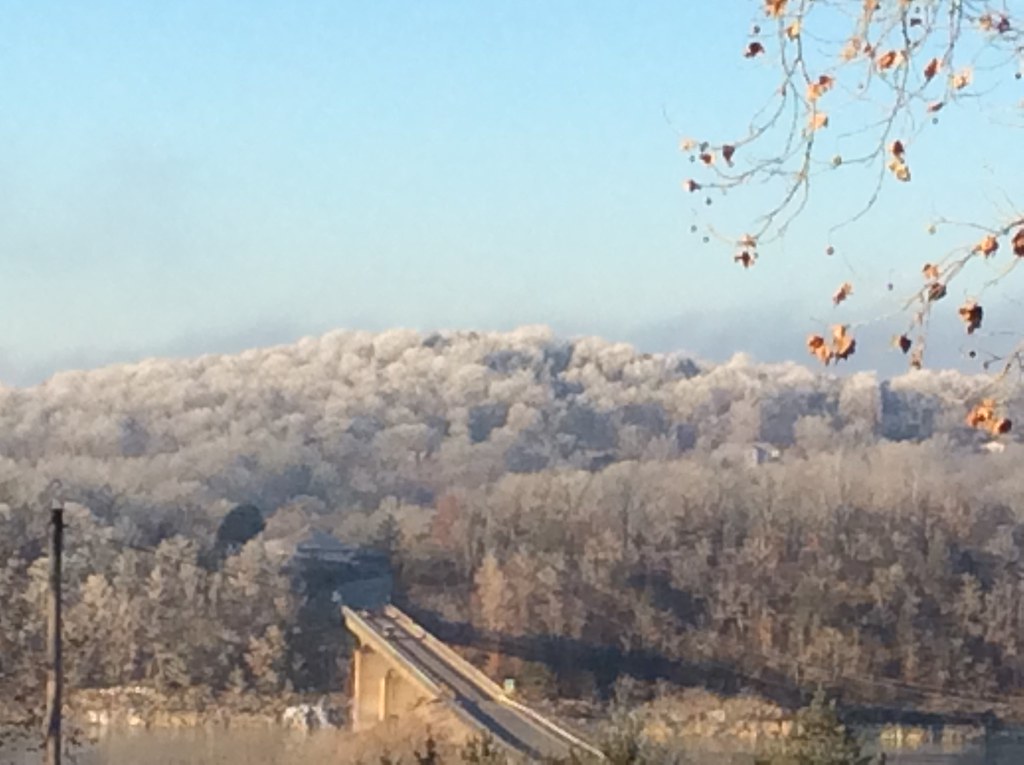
[344,605,512,739]
[383,606,507,697]
[343,606,446,698]
[383,605,605,760]
[499,695,605,760]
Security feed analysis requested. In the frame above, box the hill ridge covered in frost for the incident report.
[0,326,1013,516]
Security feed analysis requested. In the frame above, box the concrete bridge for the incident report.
[343,605,603,761]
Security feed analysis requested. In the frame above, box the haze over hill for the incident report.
[1,306,988,388]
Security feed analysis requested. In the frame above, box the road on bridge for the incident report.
[358,610,589,761]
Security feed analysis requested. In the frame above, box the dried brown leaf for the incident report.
[745,41,765,58]
[876,50,903,71]
[832,281,853,306]
[973,235,999,257]
[927,281,947,302]
[966,399,1010,435]
[734,250,757,269]
[809,112,829,131]
[831,324,856,361]
[967,399,997,428]
[958,300,983,334]
[887,158,911,182]
[952,68,972,90]
[806,75,835,102]
[807,334,832,365]
[980,14,1012,34]
[1013,228,1024,257]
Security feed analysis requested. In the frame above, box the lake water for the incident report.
[4,728,1024,764]
[682,731,1024,765]
[868,735,1024,765]
[0,729,351,765]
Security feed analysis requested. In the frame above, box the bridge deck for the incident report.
[350,608,595,761]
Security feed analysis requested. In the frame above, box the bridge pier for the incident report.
[351,643,431,730]
[342,607,602,760]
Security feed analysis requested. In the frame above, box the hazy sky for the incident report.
[2,1,1021,385]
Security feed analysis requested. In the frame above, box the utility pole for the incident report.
[44,499,63,765]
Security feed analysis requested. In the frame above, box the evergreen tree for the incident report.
[756,691,874,765]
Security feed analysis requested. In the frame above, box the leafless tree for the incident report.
[682,0,1024,427]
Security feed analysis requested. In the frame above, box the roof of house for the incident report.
[296,529,357,555]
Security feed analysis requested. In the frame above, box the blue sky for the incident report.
[1,1,1021,385]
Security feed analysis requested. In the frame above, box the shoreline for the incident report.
[1,683,1014,756]
[0,686,348,735]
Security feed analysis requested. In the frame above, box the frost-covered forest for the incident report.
[4,327,1024,716]
[0,326,1013,511]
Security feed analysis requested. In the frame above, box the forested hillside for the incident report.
[0,326,1013,513]
[3,327,1024,716]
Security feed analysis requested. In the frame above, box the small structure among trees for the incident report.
[288,529,393,610]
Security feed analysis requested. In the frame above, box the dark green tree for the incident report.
[756,691,874,765]
[460,735,510,765]
[415,733,442,765]
[212,504,265,563]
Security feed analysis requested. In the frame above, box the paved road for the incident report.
[360,611,581,761]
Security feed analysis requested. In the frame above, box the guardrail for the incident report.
[342,606,444,698]
[500,695,605,760]
[384,606,508,697]
[383,606,605,760]
[344,606,507,742]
